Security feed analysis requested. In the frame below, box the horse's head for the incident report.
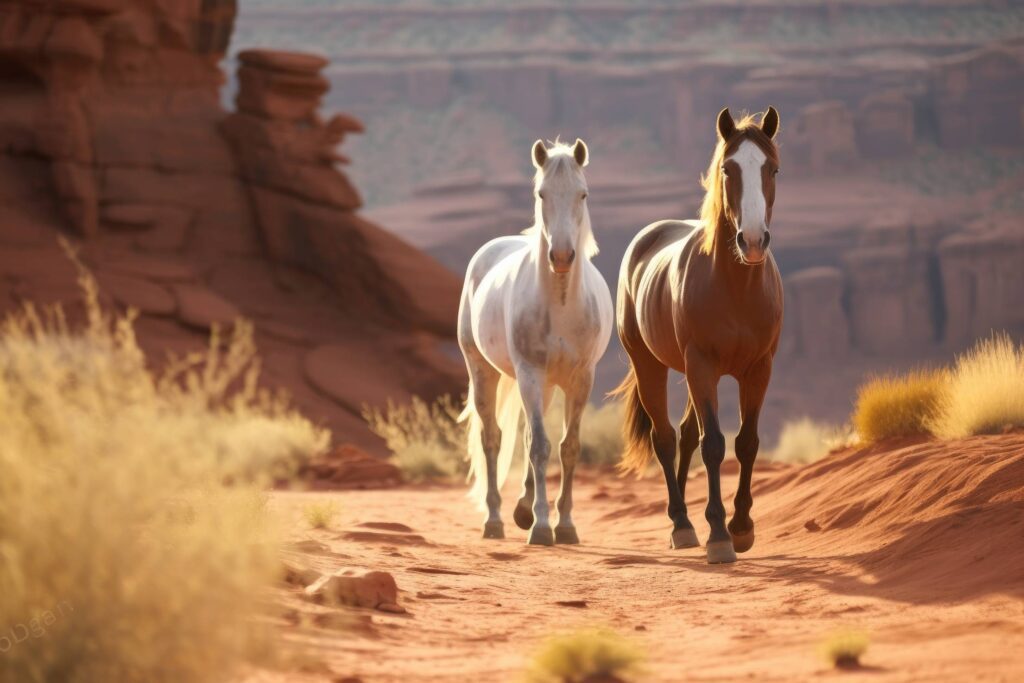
[707,107,781,265]
[531,138,594,274]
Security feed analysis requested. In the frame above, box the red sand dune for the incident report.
[260,432,1024,682]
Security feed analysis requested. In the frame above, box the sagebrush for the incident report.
[525,627,645,683]
[820,630,869,669]
[852,334,1024,442]
[767,418,855,464]
[304,500,341,530]
[852,369,946,442]
[929,333,1024,439]
[0,247,328,683]
[367,392,628,481]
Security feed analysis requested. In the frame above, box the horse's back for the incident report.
[463,235,530,294]
[617,220,704,370]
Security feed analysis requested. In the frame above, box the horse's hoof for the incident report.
[707,540,738,564]
[555,526,579,545]
[528,526,554,546]
[731,528,755,553]
[513,503,534,531]
[670,526,700,549]
[482,521,505,540]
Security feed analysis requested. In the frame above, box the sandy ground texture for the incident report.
[256,433,1024,682]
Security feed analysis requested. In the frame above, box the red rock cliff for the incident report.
[0,0,465,453]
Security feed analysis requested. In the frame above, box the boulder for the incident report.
[299,444,403,490]
[304,569,404,613]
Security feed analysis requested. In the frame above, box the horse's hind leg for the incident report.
[466,348,505,539]
[630,348,697,549]
[517,366,554,546]
[684,346,734,564]
[729,359,771,554]
[554,371,593,544]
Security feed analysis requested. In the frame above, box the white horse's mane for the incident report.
[521,141,599,259]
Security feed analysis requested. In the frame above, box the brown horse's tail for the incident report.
[611,364,654,477]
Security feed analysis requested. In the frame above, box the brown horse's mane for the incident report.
[698,113,780,254]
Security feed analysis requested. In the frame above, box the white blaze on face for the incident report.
[732,139,768,246]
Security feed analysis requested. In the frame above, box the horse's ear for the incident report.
[532,139,548,169]
[572,138,589,167]
[761,106,780,140]
[717,107,736,140]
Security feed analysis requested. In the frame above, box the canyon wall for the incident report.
[0,0,464,452]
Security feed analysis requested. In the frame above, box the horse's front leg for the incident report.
[729,359,771,553]
[684,347,734,564]
[554,371,592,544]
[517,367,554,546]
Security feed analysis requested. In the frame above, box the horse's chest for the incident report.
[512,302,598,371]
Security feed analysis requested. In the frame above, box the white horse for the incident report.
[457,138,614,545]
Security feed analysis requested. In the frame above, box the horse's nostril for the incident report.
[568,249,576,264]
[763,231,771,249]
[736,231,747,250]
[548,249,555,263]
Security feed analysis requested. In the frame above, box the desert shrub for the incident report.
[852,369,946,443]
[525,627,645,683]
[367,392,626,481]
[820,630,869,669]
[304,500,340,530]
[767,418,855,464]
[928,333,1024,439]
[0,252,328,682]
[365,395,465,481]
[579,400,625,466]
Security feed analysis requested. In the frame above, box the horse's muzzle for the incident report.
[736,230,770,265]
[548,248,576,274]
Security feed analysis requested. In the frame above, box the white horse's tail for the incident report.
[461,374,522,511]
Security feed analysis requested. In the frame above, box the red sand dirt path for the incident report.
[262,434,1024,682]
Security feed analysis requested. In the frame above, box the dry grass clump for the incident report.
[304,500,340,530]
[525,627,645,683]
[929,333,1024,439]
[365,395,465,481]
[820,630,869,669]
[767,418,855,464]
[852,334,1024,443]
[852,369,946,443]
[0,251,328,683]
[578,400,625,466]
[367,392,627,481]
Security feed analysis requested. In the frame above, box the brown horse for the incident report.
[613,107,783,564]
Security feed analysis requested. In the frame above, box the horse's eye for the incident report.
[538,192,546,200]
[581,192,588,200]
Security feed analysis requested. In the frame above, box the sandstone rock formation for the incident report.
[938,219,1024,348]
[0,0,464,458]
[930,45,1024,149]
[786,101,859,174]
[781,267,849,360]
[856,91,915,159]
